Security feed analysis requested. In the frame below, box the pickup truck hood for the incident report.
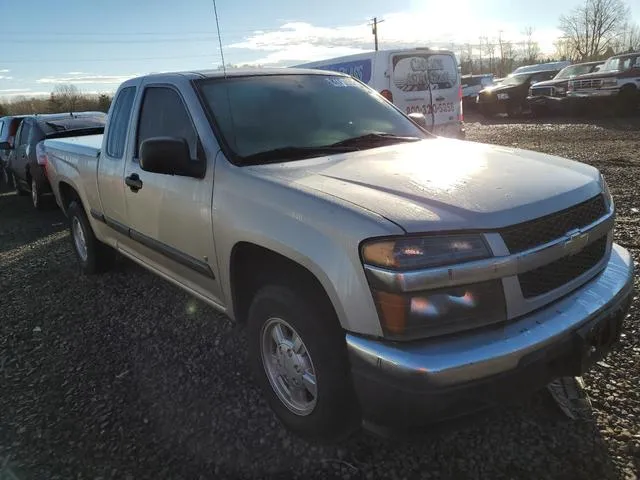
[252,139,601,233]
[571,70,619,80]
[531,78,565,88]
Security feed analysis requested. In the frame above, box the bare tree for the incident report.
[554,37,574,60]
[615,22,640,52]
[559,0,630,60]
[52,84,84,112]
[483,38,496,74]
[522,27,541,63]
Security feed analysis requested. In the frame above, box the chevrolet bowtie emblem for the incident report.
[563,230,590,256]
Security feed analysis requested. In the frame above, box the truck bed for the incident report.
[44,134,103,158]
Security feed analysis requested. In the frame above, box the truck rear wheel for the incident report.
[67,200,115,274]
[246,283,360,443]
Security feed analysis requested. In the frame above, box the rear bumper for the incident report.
[346,243,634,427]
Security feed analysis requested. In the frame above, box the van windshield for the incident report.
[197,74,428,163]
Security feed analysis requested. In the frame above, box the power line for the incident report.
[0,53,223,64]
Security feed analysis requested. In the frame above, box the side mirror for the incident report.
[139,137,205,178]
[408,112,428,129]
[0,141,12,150]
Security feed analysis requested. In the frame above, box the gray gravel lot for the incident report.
[1,115,639,480]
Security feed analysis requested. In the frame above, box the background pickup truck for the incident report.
[567,51,640,115]
[43,68,634,443]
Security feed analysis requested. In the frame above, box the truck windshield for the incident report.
[196,74,428,163]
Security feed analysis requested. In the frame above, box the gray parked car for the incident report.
[2,112,106,209]
[0,115,26,187]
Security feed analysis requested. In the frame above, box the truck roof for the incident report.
[131,68,349,83]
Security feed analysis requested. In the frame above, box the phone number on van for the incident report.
[406,102,455,115]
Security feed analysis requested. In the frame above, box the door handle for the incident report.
[435,96,445,102]
[125,173,143,192]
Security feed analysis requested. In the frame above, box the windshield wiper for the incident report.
[329,133,422,148]
[241,145,358,165]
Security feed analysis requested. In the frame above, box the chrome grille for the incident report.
[518,236,607,298]
[500,194,607,254]
[572,78,603,90]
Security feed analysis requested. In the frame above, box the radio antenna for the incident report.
[212,0,227,77]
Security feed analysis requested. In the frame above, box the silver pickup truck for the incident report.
[42,68,634,442]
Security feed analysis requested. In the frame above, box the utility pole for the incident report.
[370,17,384,51]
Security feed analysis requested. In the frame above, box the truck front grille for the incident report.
[572,78,603,90]
[518,236,607,298]
[500,194,607,253]
[530,86,553,97]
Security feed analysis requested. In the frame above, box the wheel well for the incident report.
[229,242,335,324]
[58,182,81,215]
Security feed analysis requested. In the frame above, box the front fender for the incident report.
[212,159,403,336]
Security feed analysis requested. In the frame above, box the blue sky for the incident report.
[1,0,638,99]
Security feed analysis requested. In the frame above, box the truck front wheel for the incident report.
[67,200,115,274]
[247,283,360,443]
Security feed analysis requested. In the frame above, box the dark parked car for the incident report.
[527,61,605,115]
[2,112,106,209]
[0,115,27,186]
[476,69,560,117]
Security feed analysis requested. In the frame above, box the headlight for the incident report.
[599,173,613,210]
[362,235,505,339]
[372,280,507,340]
[601,77,617,87]
[361,234,491,270]
[554,86,566,95]
[497,92,509,100]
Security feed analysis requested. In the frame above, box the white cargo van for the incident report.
[293,48,464,139]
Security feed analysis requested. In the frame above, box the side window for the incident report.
[136,87,198,159]
[106,87,136,159]
[29,125,45,145]
[16,121,31,147]
[0,121,5,138]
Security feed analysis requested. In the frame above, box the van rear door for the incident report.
[389,52,434,130]
[389,52,460,136]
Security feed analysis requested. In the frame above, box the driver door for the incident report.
[121,84,223,304]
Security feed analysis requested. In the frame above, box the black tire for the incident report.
[67,200,115,274]
[1,166,11,188]
[506,101,525,118]
[617,86,639,116]
[13,173,27,196]
[530,105,548,118]
[31,177,47,210]
[247,283,360,443]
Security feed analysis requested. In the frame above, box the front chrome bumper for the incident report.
[347,243,634,425]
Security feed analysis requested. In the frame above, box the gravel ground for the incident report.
[0,115,639,480]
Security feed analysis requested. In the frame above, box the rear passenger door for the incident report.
[11,119,32,182]
[97,85,138,240]
[121,84,223,304]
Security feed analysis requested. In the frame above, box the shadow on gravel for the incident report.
[0,188,67,255]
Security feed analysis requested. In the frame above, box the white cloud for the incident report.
[0,69,9,73]
[36,74,137,85]
[0,76,13,80]
[228,9,562,66]
[0,90,50,98]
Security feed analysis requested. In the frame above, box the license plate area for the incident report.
[576,309,624,371]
